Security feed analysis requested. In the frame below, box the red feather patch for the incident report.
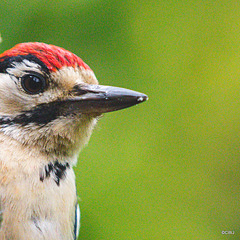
[0,42,91,72]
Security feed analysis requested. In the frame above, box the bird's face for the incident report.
[0,43,147,158]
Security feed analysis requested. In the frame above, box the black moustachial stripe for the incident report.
[0,93,87,126]
[0,100,72,127]
[40,161,70,186]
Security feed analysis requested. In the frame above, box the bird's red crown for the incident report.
[0,42,91,72]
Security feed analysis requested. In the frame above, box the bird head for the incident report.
[0,42,147,159]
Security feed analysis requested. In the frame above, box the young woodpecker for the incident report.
[0,42,147,240]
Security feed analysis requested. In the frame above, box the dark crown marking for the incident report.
[0,54,50,75]
[40,161,70,186]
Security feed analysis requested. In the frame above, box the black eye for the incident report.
[21,74,46,94]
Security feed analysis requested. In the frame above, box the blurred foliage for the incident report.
[1,0,240,239]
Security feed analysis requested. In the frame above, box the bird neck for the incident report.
[0,114,98,159]
[0,132,78,173]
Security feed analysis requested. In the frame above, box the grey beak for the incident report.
[69,84,148,114]
[9,84,148,126]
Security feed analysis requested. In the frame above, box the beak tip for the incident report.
[137,94,148,103]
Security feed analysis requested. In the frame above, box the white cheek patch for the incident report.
[0,73,17,89]
[0,73,37,114]
[6,59,43,77]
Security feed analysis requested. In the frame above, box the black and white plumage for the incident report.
[0,42,147,239]
[74,204,80,240]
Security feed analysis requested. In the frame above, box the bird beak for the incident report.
[67,84,148,114]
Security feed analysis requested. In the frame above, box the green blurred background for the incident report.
[1,0,240,239]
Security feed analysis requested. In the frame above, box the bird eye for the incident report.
[21,74,46,94]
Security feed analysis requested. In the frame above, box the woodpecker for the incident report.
[0,42,147,240]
